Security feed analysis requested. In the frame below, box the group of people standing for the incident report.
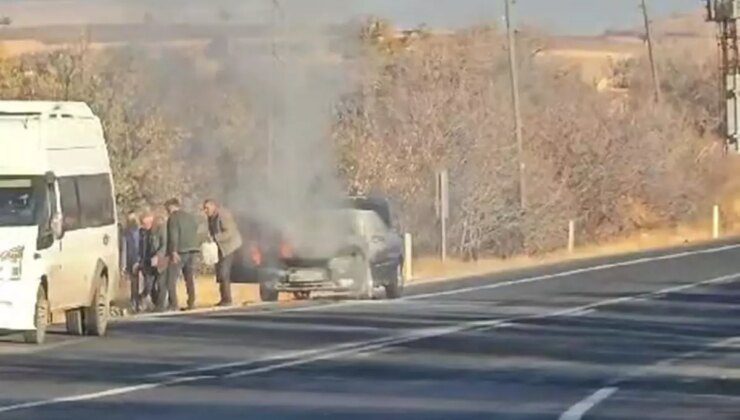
[122,198,243,312]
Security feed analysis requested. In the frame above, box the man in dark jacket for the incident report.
[203,199,243,306]
[138,210,167,312]
[122,212,141,311]
[164,198,200,311]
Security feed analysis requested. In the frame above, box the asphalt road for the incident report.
[0,242,738,419]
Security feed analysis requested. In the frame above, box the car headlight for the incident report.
[0,246,24,281]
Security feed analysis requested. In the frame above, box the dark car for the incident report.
[230,196,405,302]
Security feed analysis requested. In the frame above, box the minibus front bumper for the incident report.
[0,280,36,331]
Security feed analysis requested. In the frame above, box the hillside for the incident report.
[537,11,714,90]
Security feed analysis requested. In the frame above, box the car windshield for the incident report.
[0,177,43,227]
[290,210,354,237]
[350,210,387,237]
[307,209,384,238]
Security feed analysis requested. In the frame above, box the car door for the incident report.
[380,223,404,278]
[384,228,404,265]
[364,212,399,275]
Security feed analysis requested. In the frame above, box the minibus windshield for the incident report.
[0,177,43,227]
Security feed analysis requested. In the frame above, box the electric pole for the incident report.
[706,0,740,153]
[640,0,662,104]
[267,0,282,185]
[504,0,526,210]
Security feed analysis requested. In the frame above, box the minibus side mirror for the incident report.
[44,172,64,241]
[51,212,64,240]
[37,230,54,251]
[37,172,60,251]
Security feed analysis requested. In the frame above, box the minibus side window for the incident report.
[58,177,81,231]
[77,175,115,228]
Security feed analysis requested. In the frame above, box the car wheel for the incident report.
[23,285,48,345]
[65,308,85,336]
[84,276,109,337]
[260,281,279,302]
[384,262,404,299]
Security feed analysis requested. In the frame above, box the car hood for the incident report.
[285,234,366,260]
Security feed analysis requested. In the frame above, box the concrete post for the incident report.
[713,205,721,239]
[404,233,413,281]
[568,220,576,253]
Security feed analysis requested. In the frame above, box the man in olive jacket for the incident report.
[203,199,243,306]
[164,198,200,311]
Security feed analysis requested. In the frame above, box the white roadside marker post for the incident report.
[568,220,576,254]
[404,233,413,281]
[713,205,721,239]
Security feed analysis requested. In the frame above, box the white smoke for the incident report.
[220,0,363,254]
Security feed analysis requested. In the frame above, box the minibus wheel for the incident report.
[85,276,109,337]
[23,285,48,345]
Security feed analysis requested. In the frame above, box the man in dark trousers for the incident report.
[138,210,166,312]
[164,198,200,311]
[122,212,141,311]
[203,199,242,306]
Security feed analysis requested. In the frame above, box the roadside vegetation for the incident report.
[0,19,728,259]
[337,20,726,258]
[0,40,258,214]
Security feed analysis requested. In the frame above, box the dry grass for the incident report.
[536,48,635,86]
[97,211,740,319]
[0,40,53,57]
[410,218,737,284]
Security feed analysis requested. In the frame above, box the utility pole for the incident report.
[266,0,282,185]
[504,0,526,210]
[436,170,449,262]
[706,0,740,153]
[640,0,662,104]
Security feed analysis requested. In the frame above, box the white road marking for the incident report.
[2,269,737,415]
[0,337,89,356]
[405,243,740,301]
[0,375,214,414]
[224,325,464,379]
[558,387,619,420]
[128,243,740,321]
[110,243,740,324]
[630,336,740,380]
[562,309,596,317]
[557,335,740,420]
[150,317,386,333]
[467,271,740,329]
[114,302,276,323]
[145,340,396,379]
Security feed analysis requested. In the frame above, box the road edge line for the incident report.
[558,387,619,420]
